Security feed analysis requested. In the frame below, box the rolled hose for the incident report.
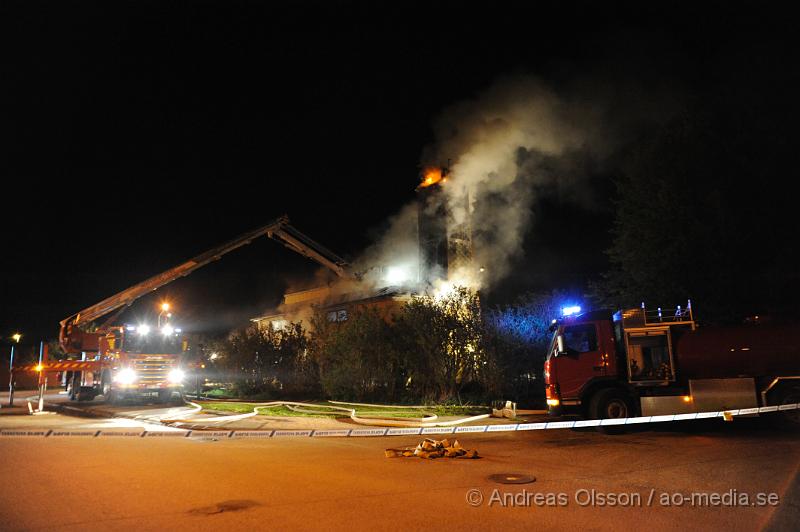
[161,400,489,428]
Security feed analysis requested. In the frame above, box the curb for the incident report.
[3,402,799,439]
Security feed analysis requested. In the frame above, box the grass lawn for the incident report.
[196,401,490,419]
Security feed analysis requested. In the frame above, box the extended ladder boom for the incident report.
[60,215,350,351]
[269,224,349,279]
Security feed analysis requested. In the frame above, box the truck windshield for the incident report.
[546,330,558,361]
[123,332,183,355]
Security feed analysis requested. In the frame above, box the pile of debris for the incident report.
[385,438,479,459]
[491,400,517,420]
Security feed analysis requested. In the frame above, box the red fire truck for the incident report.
[544,303,800,427]
[39,215,350,404]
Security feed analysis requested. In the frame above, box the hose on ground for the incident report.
[161,400,489,428]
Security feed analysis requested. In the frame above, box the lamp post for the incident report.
[36,341,47,412]
[8,333,21,407]
[158,302,170,328]
[196,365,201,399]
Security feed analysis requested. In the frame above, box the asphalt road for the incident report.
[1,410,797,531]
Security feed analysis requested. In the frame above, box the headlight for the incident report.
[138,324,151,336]
[161,325,174,335]
[114,368,137,385]
[168,369,185,383]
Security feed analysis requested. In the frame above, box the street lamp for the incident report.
[158,302,170,328]
[7,332,22,407]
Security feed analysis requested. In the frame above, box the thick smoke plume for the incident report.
[424,76,608,288]
[356,74,671,294]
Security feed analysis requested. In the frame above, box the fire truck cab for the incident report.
[65,323,187,404]
[544,303,800,427]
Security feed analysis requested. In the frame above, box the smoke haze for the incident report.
[360,74,675,293]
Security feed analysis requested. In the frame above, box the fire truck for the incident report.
[544,303,800,427]
[48,215,350,404]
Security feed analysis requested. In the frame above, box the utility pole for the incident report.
[8,346,15,407]
[37,341,48,412]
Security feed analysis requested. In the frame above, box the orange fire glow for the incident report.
[420,167,444,188]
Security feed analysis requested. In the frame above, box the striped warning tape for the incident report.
[1,402,797,438]
[19,361,101,372]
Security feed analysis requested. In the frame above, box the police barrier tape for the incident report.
[1,402,797,438]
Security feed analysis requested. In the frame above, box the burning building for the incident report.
[251,284,412,331]
[252,165,475,330]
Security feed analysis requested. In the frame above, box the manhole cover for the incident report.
[188,500,260,515]
[487,473,536,484]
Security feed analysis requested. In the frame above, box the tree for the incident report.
[396,287,488,402]
[213,321,314,397]
[598,99,799,322]
[483,290,574,405]
[308,307,402,401]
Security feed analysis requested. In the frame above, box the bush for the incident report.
[215,287,571,406]
[309,307,402,401]
[483,290,577,406]
[395,287,490,403]
[212,321,318,398]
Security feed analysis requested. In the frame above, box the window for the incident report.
[562,324,598,353]
[627,332,673,381]
[326,309,349,322]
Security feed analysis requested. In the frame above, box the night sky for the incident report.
[3,1,796,346]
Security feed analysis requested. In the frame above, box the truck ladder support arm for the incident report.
[269,227,350,279]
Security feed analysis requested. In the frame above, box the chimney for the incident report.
[416,164,473,286]
[417,182,448,285]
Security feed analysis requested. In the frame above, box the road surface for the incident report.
[1,407,797,531]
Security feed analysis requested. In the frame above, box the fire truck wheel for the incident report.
[106,389,119,405]
[68,374,80,401]
[157,390,173,404]
[76,390,91,401]
[590,388,632,434]
[100,372,112,397]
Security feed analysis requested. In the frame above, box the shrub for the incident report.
[309,307,402,401]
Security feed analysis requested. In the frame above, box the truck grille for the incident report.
[132,356,177,384]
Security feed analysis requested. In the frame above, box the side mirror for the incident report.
[556,334,567,357]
